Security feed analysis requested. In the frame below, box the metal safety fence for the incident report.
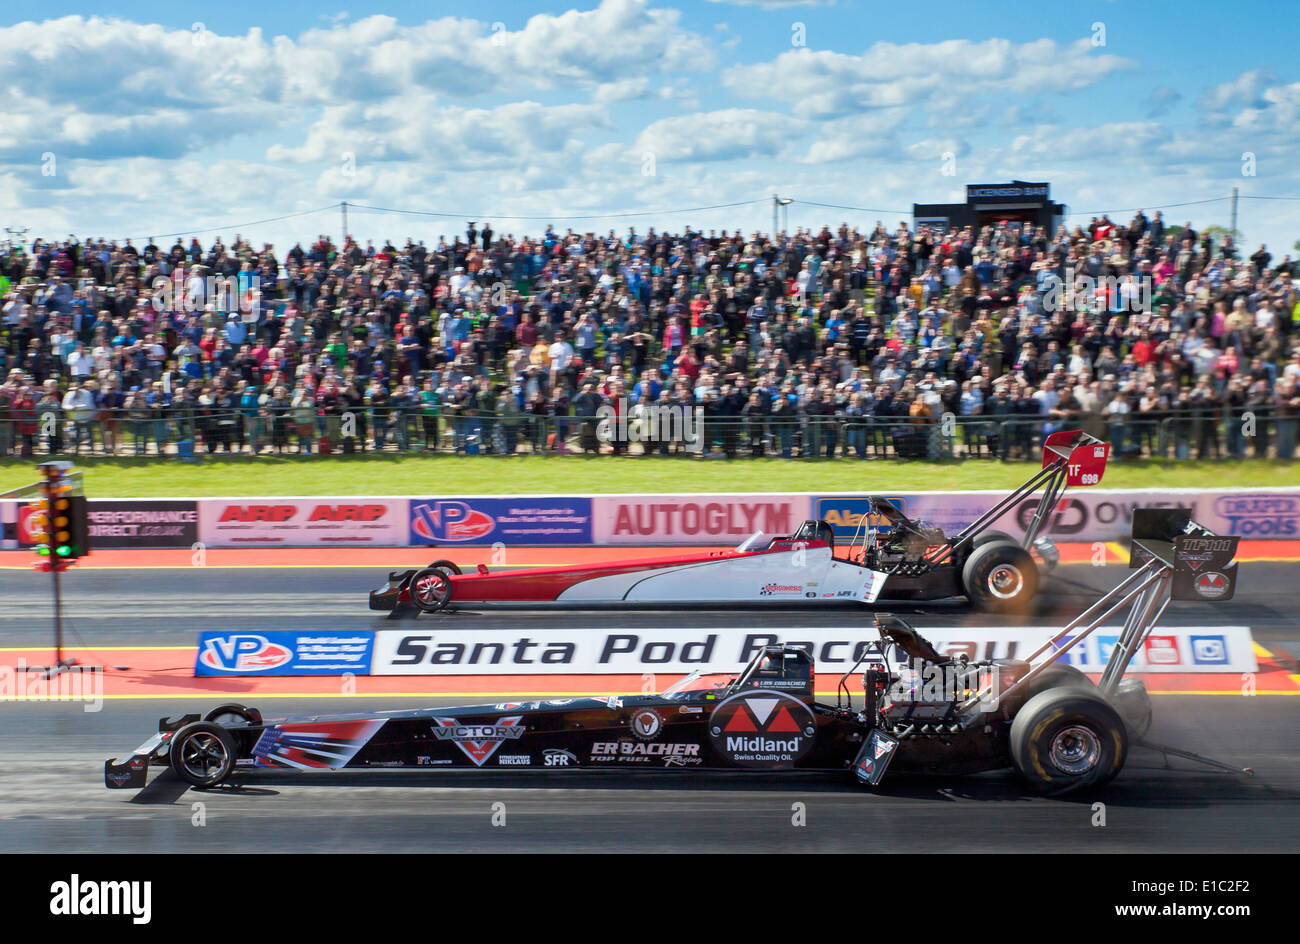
[0,407,1294,461]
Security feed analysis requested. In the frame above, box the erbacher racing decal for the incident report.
[431,716,526,766]
[589,741,702,765]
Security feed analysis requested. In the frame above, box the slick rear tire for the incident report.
[969,530,1016,549]
[1010,688,1128,795]
[962,541,1038,613]
[1018,664,1093,703]
[427,559,462,575]
[169,722,238,789]
[410,566,454,613]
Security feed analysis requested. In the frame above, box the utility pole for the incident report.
[341,200,349,247]
[1229,187,1238,239]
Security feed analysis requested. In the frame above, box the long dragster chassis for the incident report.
[109,509,1244,796]
[371,430,1111,615]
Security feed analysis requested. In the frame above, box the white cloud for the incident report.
[724,38,1132,118]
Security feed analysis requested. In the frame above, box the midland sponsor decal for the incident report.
[371,626,1257,675]
[707,690,816,768]
[409,498,593,545]
[592,495,811,544]
[195,631,374,676]
[198,499,408,546]
[86,500,199,548]
[431,716,525,766]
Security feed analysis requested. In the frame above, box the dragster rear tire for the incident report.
[962,541,1038,613]
[169,721,238,789]
[1010,688,1128,795]
[969,530,1016,549]
[410,566,454,612]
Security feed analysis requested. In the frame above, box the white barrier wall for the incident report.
[7,487,1295,549]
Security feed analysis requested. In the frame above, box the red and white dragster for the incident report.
[370,431,1110,615]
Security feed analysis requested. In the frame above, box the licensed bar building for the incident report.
[913,181,1068,234]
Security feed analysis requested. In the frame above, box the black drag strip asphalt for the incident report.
[0,560,1296,852]
[0,696,1294,853]
[0,561,1297,646]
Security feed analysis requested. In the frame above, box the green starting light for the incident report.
[55,545,71,557]
[36,545,50,556]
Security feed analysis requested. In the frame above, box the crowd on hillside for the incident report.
[1,210,1298,460]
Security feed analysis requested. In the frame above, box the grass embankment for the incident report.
[1,455,1295,497]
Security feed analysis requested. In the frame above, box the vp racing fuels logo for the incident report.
[707,691,816,768]
[432,716,526,766]
[412,501,495,542]
[198,634,293,672]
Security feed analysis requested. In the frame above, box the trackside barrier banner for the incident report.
[194,631,375,676]
[197,499,409,546]
[12,487,1297,548]
[87,500,199,548]
[818,488,1300,545]
[408,498,592,546]
[591,494,811,545]
[367,626,1256,676]
[2,498,200,549]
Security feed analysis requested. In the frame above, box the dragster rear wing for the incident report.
[944,430,1109,557]
[959,509,1241,711]
[1129,507,1239,602]
[1041,430,1110,487]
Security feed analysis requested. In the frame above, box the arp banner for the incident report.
[194,631,375,676]
[408,498,592,546]
[591,494,811,545]
[198,499,409,546]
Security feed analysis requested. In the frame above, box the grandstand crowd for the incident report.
[1,212,1298,460]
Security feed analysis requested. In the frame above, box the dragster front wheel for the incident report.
[427,559,462,575]
[169,722,238,789]
[410,566,454,612]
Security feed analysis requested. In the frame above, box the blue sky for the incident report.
[2,0,1297,252]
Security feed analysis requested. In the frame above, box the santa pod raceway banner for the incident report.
[197,498,409,546]
[360,625,1257,675]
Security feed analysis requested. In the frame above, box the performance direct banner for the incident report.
[87,500,199,548]
[369,625,1256,675]
[591,494,811,545]
[198,499,409,547]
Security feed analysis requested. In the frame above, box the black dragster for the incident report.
[107,510,1241,796]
